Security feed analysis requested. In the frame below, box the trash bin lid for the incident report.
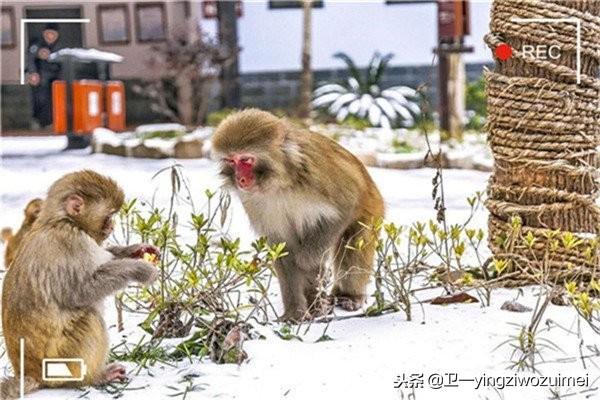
[49,48,123,63]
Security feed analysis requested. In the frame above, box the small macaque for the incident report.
[3,198,43,268]
[1,170,160,399]
[212,109,385,322]
[0,228,12,244]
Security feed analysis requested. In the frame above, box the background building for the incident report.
[1,0,493,130]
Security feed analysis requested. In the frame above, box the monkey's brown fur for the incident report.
[3,198,43,268]
[1,170,158,398]
[212,109,385,321]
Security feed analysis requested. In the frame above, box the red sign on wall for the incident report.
[438,0,470,40]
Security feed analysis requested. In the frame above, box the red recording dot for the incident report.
[495,43,513,61]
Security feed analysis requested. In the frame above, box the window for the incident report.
[97,4,130,45]
[1,7,15,49]
[268,1,323,9]
[135,3,167,43]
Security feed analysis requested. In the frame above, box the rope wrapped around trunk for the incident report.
[484,0,600,284]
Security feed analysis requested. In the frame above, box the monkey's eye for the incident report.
[239,156,253,165]
[223,158,235,166]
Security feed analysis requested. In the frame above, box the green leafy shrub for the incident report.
[465,76,486,132]
[206,108,237,127]
[466,76,486,116]
[141,130,186,140]
[366,192,491,320]
[110,166,286,368]
[465,111,486,131]
[391,139,415,154]
[340,115,371,130]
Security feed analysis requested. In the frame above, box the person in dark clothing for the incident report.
[26,23,61,129]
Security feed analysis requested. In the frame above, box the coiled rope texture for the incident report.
[484,0,600,284]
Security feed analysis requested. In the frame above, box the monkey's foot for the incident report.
[334,295,365,312]
[102,363,127,383]
[307,295,334,318]
[277,309,312,323]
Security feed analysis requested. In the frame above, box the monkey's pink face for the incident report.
[223,153,257,191]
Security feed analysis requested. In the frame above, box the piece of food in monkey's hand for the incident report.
[132,244,161,260]
[143,252,158,265]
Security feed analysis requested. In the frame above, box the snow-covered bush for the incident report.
[312,52,421,129]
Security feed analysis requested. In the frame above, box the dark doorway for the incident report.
[25,7,84,49]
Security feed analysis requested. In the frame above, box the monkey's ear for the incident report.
[65,194,84,217]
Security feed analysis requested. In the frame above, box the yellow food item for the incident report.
[143,252,158,265]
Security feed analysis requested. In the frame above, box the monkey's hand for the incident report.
[131,244,161,260]
[107,244,161,260]
[97,363,128,384]
[129,260,159,285]
[67,259,159,307]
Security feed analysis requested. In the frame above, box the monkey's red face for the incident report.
[223,153,257,191]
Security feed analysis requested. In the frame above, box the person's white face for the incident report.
[43,29,58,44]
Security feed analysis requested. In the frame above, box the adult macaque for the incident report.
[1,170,159,399]
[3,198,43,268]
[212,109,384,322]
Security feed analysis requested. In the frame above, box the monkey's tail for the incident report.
[0,228,13,244]
[0,376,40,399]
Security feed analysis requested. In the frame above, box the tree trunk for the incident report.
[176,66,195,126]
[297,0,313,119]
[217,1,241,109]
[439,51,465,140]
[485,0,600,283]
[446,53,465,139]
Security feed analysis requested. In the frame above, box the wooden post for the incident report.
[297,0,313,119]
[436,0,472,140]
[217,1,241,109]
[446,52,465,138]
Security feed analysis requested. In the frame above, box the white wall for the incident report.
[199,0,493,73]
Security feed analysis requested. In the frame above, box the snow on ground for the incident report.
[1,136,599,400]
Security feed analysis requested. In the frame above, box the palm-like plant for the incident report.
[312,52,421,128]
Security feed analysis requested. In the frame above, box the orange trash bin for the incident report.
[52,80,67,135]
[105,81,126,132]
[72,80,103,134]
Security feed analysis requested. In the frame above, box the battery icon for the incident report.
[42,358,87,382]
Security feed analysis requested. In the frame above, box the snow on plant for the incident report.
[312,52,421,129]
